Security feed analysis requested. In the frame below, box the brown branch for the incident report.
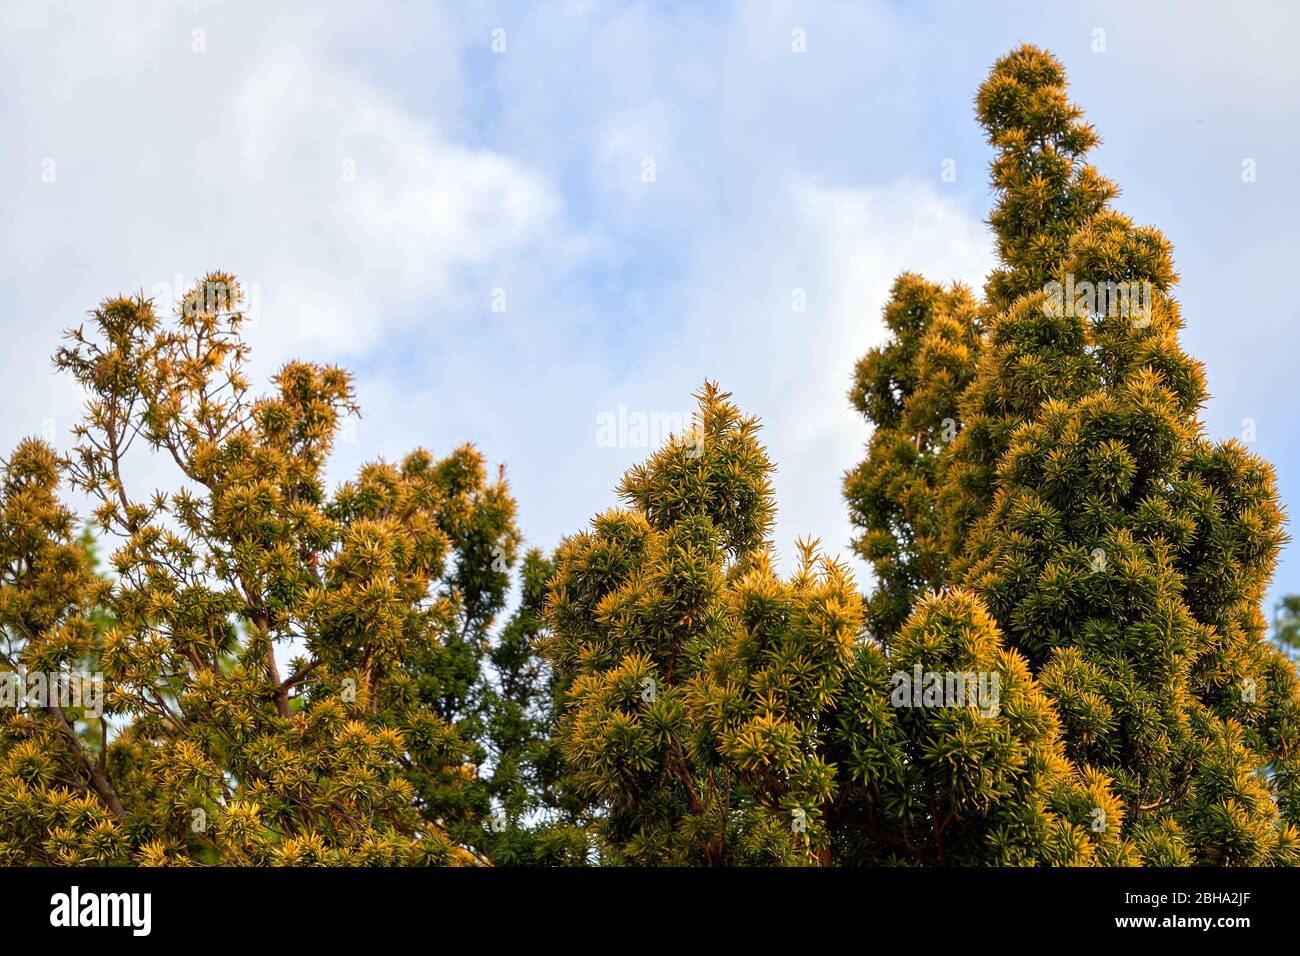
[669,738,705,816]
[49,704,126,824]
[278,659,321,694]
[247,605,289,719]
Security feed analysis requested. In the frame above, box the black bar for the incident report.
[0,866,1284,944]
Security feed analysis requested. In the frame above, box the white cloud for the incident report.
[590,101,677,216]
[227,46,570,358]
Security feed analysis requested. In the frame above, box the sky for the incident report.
[2,0,1299,637]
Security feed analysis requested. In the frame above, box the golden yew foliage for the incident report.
[544,385,1125,865]
[849,45,1300,864]
[0,274,524,865]
[0,440,122,864]
[827,589,1132,866]
[544,385,860,864]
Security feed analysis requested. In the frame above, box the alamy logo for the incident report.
[889,666,1000,717]
[1042,275,1153,326]
[595,405,704,457]
[1,670,103,717]
[49,886,151,937]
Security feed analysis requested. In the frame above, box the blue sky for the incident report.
[2,0,1298,634]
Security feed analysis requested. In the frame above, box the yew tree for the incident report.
[544,383,1128,865]
[848,45,1300,864]
[0,274,548,864]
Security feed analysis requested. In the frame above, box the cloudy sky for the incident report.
[3,0,1298,630]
